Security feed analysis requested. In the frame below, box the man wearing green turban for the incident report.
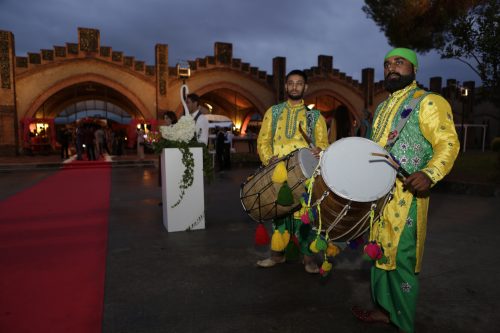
[351,48,460,332]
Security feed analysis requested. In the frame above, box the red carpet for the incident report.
[0,166,111,333]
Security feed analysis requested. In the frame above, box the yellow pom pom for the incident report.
[271,230,285,252]
[309,239,319,253]
[326,243,341,257]
[271,161,288,184]
[281,230,291,247]
[321,261,332,272]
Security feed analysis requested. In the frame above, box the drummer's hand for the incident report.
[404,171,432,194]
[310,147,322,159]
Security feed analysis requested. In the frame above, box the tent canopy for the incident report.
[205,114,233,129]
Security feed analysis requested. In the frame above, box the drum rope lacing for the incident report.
[304,151,354,239]
[368,188,394,242]
[302,150,396,242]
[324,204,351,236]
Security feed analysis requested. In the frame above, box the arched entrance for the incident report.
[177,86,263,153]
[304,91,356,140]
[201,88,261,153]
[201,88,258,132]
[21,81,150,154]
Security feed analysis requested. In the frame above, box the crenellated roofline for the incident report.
[13,28,156,77]
[8,27,374,94]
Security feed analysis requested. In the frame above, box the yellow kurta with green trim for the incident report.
[257,100,329,165]
[372,83,459,272]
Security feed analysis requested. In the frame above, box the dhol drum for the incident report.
[311,137,396,242]
[240,148,319,222]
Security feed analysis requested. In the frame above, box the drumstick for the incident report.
[371,152,411,178]
[298,123,315,148]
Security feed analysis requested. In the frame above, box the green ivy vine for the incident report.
[152,138,213,208]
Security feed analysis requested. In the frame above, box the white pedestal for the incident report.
[161,147,205,232]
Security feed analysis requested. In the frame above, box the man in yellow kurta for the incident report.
[352,48,459,332]
[256,69,328,273]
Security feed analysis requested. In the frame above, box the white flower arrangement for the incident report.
[159,114,196,143]
[153,114,212,208]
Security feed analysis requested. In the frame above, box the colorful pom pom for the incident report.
[271,161,288,184]
[281,230,291,246]
[309,238,328,253]
[277,181,294,206]
[309,239,319,253]
[315,238,328,251]
[321,261,332,272]
[319,261,333,277]
[271,230,286,252]
[326,243,341,257]
[255,223,270,246]
[363,241,383,260]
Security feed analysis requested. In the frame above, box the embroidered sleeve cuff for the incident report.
[421,168,439,184]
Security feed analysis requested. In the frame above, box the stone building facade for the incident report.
[0,28,496,155]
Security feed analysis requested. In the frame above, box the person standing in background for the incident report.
[136,127,145,160]
[186,93,209,145]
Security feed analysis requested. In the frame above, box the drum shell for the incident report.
[312,174,389,242]
[310,137,396,241]
[240,149,315,222]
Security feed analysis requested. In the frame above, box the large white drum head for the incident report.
[320,137,396,202]
[297,148,319,179]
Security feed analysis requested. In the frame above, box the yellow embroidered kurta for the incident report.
[257,100,329,165]
[372,85,459,272]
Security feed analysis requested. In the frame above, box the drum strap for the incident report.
[384,91,432,150]
[270,102,319,153]
[305,105,320,144]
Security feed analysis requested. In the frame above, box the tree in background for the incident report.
[363,0,499,105]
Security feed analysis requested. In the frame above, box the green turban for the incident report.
[384,48,418,70]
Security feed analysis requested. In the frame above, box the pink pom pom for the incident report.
[301,212,310,224]
[363,242,383,260]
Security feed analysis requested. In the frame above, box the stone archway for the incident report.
[23,75,150,120]
[167,65,275,117]
[305,88,363,138]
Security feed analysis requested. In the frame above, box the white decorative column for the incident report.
[161,147,205,232]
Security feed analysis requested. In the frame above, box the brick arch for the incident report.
[23,73,151,120]
[307,89,358,114]
[168,68,274,118]
[240,110,262,135]
[196,82,267,113]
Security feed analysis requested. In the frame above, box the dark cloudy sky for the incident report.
[1,0,479,87]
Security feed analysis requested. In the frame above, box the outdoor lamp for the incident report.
[177,61,191,115]
[176,61,191,80]
[461,87,469,97]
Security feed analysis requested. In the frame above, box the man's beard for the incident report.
[384,72,415,93]
[287,90,304,101]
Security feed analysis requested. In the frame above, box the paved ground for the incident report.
[1,160,499,333]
